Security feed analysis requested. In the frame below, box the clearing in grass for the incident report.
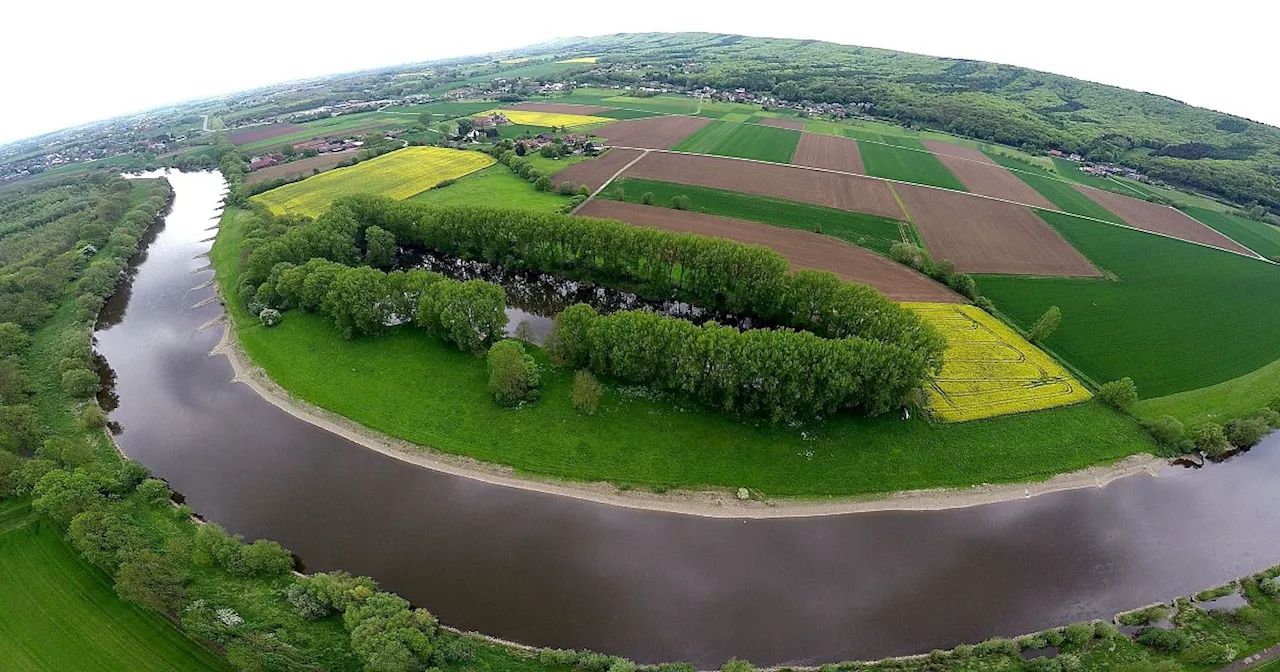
[252,147,494,216]
[907,303,1093,422]
[979,210,1280,397]
[671,120,801,164]
[479,109,613,128]
[856,138,968,191]
[406,164,570,213]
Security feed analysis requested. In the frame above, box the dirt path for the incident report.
[1218,644,1280,671]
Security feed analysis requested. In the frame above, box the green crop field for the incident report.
[407,165,570,213]
[857,138,967,191]
[237,112,405,151]
[0,502,231,672]
[1183,206,1280,260]
[985,153,1125,223]
[979,210,1280,398]
[607,177,910,255]
[1135,356,1280,426]
[671,121,800,163]
[378,101,494,118]
[595,108,658,120]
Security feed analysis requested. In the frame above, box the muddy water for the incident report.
[96,170,1280,668]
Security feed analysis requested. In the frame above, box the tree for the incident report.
[0,358,29,405]
[324,267,392,339]
[0,404,41,453]
[539,144,560,159]
[1027,306,1062,343]
[38,436,94,468]
[641,192,655,205]
[572,370,603,414]
[534,175,552,191]
[455,118,475,137]
[364,225,397,269]
[136,478,171,507]
[1097,377,1138,410]
[115,550,188,614]
[1225,415,1271,449]
[0,450,22,498]
[489,340,540,406]
[1189,422,1231,457]
[61,368,101,398]
[889,241,926,269]
[69,505,147,573]
[0,323,28,357]
[514,320,535,344]
[670,195,691,210]
[241,539,295,577]
[33,468,109,526]
[1143,416,1187,452]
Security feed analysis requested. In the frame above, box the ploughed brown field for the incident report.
[895,184,1101,277]
[758,118,806,131]
[243,151,358,187]
[551,148,645,193]
[622,152,905,220]
[1072,185,1257,256]
[595,116,712,149]
[227,123,307,145]
[922,141,1054,209]
[791,133,866,174]
[577,200,964,303]
[505,102,615,115]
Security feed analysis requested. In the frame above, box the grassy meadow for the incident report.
[856,138,968,191]
[671,120,801,163]
[606,177,910,254]
[407,165,570,212]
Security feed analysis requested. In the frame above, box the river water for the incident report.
[96,170,1280,668]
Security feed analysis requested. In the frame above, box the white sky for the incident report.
[3,0,1276,145]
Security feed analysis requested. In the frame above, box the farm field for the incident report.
[578,199,959,303]
[907,303,1093,422]
[243,150,358,186]
[252,147,493,216]
[758,118,806,131]
[406,164,570,212]
[670,121,801,164]
[604,177,910,254]
[505,102,614,115]
[226,123,305,145]
[593,107,660,120]
[894,183,1100,276]
[480,109,613,128]
[922,140,1054,208]
[593,116,711,149]
[1070,183,1256,255]
[551,148,645,193]
[984,154,1126,223]
[979,210,1280,397]
[857,138,968,190]
[377,101,494,117]
[622,151,906,219]
[1183,206,1280,260]
[0,502,231,672]
[236,114,404,152]
[791,133,866,174]
[1135,356,1280,427]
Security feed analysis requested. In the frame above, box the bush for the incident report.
[670,195,691,210]
[258,308,281,327]
[1136,627,1188,652]
[240,539,294,577]
[720,659,753,672]
[557,182,578,196]
[62,368,101,398]
[1062,622,1093,647]
[1143,415,1189,453]
[489,340,540,406]
[1225,414,1271,448]
[947,273,979,299]
[641,191,655,205]
[1183,642,1233,665]
[535,176,552,192]
[1027,306,1062,343]
[39,436,94,468]
[1098,378,1137,410]
[135,478,171,506]
[78,404,108,429]
[1025,658,1061,672]
[1189,422,1231,456]
[572,370,604,414]
[889,241,926,269]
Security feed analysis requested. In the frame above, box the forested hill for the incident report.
[527,32,1280,210]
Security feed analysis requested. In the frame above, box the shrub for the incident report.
[641,191,655,205]
[947,273,979,299]
[240,539,294,577]
[489,340,540,406]
[1062,622,1093,647]
[557,182,578,196]
[720,659,753,672]
[1027,306,1062,343]
[1183,642,1232,665]
[286,581,334,620]
[670,195,691,210]
[1098,378,1138,410]
[1225,414,1272,448]
[889,241,926,269]
[0,322,29,357]
[62,368,101,398]
[535,176,552,192]
[572,370,604,414]
[1136,627,1188,652]
[1189,422,1231,456]
[577,185,589,196]
[1025,658,1061,672]
[258,308,281,327]
[78,404,108,429]
[39,436,94,468]
[136,478,171,506]
[1143,415,1189,453]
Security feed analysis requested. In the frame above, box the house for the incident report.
[248,155,280,171]
[1048,149,1064,157]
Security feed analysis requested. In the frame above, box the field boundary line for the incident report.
[607,145,1278,265]
[572,148,650,215]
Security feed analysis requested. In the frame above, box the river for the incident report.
[95,170,1280,668]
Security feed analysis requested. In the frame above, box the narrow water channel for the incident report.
[96,170,1280,668]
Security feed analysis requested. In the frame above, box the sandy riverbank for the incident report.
[207,314,1165,519]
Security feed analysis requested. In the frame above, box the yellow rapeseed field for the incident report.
[906,303,1092,422]
[481,109,613,128]
[253,147,494,217]
[558,57,599,64]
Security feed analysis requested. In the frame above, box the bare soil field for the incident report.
[758,118,806,131]
[895,184,1101,276]
[792,133,866,174]
[1072,185,1257,255]
[552,148,645,193]
[227,123,306,145]
[243,151,358,186]
[595,116,712,149]
[505,102,615,115]
[622,152,904,220]
[577,200,964,303]
[923,141,1055,208]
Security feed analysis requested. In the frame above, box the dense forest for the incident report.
[529,33,1280,210]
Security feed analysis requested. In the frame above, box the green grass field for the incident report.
[606,177,909,255]
[980,210,1280,398]
[1183,206,1280,260]
[671,121,800,163]
[594,108,659,120]
[1135,356,1280,426]
[211,207,1152,498]
[984,154,1125,223]
[407,165,570,212]
[237,112,404,151]
[856,138,968,191]
[0,501,231,672]
[378,101,494,118]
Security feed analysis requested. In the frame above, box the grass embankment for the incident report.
[856,138,968,191]
[408,165,571,213]
[1135,357,1280,426]
[605,177,910,254]
[214,206,1151,498]
[671,121,801,164]
[0,502,232,672]
[980,210,1280,398]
